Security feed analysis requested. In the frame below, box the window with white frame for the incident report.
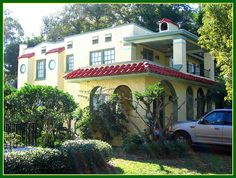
[104,49,115,64]
[91,51,102,65]
[67,41,73,49]
[90,48,115,66]
[41,46,46,54]
[36,59,46,80]
[66,55,74,72]
[92,36,99,44]
[105,33,112,42]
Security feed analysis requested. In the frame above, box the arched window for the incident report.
[114,85,132,112]
[161,23,168,31]
[186,87,194,120]
[206,90,213,113]
[90,86,108,110]
[197,88,205,118]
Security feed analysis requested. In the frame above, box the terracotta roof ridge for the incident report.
[18,52,35,59]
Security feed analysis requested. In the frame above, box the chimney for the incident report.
[19,44,27,56]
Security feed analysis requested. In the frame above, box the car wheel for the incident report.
[174,132,192,145]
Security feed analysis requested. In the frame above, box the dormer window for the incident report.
[161,23,168,31]
[41,46,46,54]
[92,36,99,44]
[67,41,73,49]
[105,34,112,42]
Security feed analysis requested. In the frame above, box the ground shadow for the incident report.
[112,146,232,174]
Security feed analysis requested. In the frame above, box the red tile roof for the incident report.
[46,47,65,55]
[64,61,217,85]
[18,52,35,59]
[160,18,179,27]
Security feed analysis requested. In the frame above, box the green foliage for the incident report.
[198,4,232,100]
[5,84,77,147]
[4,139,112,174]
[141,140,190,158]
[4,148,71,174]
[76,100,128,143]
[60,139,112,172]
[4,132,23,150]
[122,134,144,153]
[4,84,17,122]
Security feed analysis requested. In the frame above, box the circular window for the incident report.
[20,64,26,74]
[48,60,56,70]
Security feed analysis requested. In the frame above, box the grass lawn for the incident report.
[109,148,232,175]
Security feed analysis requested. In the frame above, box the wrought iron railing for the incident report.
[4,122,37,148]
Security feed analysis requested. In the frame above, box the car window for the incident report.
[202,111,225,125]
[224,111,232,126]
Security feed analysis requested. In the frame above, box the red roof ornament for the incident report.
[46,47,65,55]
[64,61,217,85]
[160,18,179,27]
[18,52,35,59]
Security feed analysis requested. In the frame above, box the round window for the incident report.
[20,64,26,74]
[49,60,56,70]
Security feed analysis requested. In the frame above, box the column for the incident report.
[173,38,187,72]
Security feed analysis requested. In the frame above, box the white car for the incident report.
[170,109,232,146]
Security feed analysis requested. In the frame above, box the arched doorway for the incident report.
[157,80,178,126]
[206,90,213,113]
[197,88,205,118]
[90,86,108,110]
[114,85,132,112]
[186,87,194,120]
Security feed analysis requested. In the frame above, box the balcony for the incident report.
[187,64,210,78]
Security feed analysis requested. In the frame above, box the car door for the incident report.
[194,111,224,144]
[222,111,232,145]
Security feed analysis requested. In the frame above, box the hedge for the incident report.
[4,139,112,174]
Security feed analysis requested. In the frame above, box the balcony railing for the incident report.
[187,64,210,78]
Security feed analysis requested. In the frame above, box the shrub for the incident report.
[76,99,128,144]
[60,139,112,172]
[4,139,112,174]
[141,140,190,158]
[122,134,143,153]
[4,148,71,174]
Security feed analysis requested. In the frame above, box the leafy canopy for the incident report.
[198,4,232,100]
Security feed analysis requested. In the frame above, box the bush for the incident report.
[141,140,190,158]
[4,148,70,174]
[122,134,143,153]
[4,139,112,174]
[60,139,112,172]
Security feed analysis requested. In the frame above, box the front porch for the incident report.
[64,61,219,136]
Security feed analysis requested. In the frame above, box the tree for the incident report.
[198,4,232,101]
[4,9,25,85]
[41,4,200,41]
[4,9,24,46]
[6,84,77,147]
[122,83,184,142]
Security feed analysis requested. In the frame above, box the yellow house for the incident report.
[17,18,220,142]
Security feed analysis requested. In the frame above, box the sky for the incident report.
[3,3,66,37]
[4,3,199,37]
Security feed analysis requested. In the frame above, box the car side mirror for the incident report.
[198,118,206,125]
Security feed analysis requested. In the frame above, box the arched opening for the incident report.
[186,87,194,120]
[197,88,205,118]
[114,85,132,112]
[154,80,178,126]
[206,90,213,113]
[160,22,168,31]
[90,86,108,110]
